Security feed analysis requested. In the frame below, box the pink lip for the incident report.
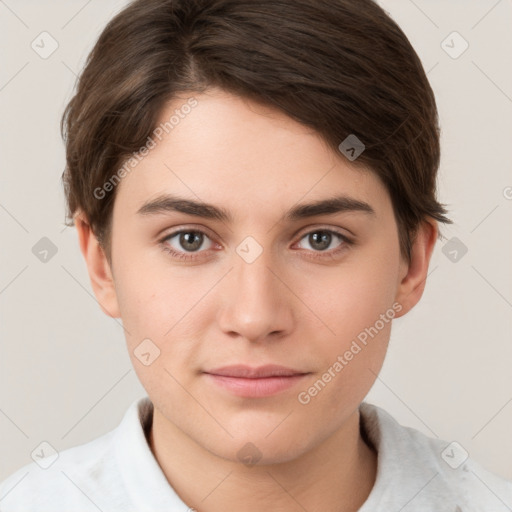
[203,365,310,398]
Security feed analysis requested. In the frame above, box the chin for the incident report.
[200,426,314,467]
[212,441,307,467]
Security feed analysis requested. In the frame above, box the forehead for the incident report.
[113,89,390,220]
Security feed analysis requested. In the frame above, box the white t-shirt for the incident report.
[1,396,511,511]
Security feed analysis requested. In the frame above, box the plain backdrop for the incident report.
[1,0,511,483]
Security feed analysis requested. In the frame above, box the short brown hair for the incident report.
[61,0,452,265]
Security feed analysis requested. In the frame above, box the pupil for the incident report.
[180,232,202,251]
[310,231,331,251]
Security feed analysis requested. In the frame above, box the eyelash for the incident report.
[159,227,354,262]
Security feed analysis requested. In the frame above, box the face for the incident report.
[81,88,431,464]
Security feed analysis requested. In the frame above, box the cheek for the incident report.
[113,243,189,336]
[113,256,212,376]
[304,248,399,344]
[114,267,198,400]
[297,240,399,395]
[296,272,394,423]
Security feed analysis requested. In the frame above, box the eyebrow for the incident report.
[136,193,375,223]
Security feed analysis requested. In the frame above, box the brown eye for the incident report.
[297,230,346,252]
[294,228,354,261]
[308,231,334,251]
[177,231,204,252]
[161,229,215,260]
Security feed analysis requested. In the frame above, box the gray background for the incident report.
[1,0,511,482]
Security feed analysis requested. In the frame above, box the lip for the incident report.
[203,365,310,398]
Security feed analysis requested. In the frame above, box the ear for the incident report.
[393,219,438,318]
[74,212,121,318]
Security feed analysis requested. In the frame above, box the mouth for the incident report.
[203,364,311,398]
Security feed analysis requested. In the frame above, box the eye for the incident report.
[159,227,354,262]
[294,229,353,259]
[160,229,216,261]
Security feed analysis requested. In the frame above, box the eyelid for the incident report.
[293,224,353,242]
[159,224,354,260]
[159,224,220,243]
[160,223,353,245]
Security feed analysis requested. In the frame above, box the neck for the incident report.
[148,407,377,512]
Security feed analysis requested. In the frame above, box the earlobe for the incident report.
[393,219,438,318]
[74,212,121,319]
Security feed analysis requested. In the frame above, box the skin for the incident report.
[75,88,438,512]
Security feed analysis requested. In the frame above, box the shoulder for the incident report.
[0,428,129,512]
[359,402,512,512]
[0,396,152,512]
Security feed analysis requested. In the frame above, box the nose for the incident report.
[216,246,295,343]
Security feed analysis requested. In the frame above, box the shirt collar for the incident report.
[113,396,458,511]
[114,395,190,511]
